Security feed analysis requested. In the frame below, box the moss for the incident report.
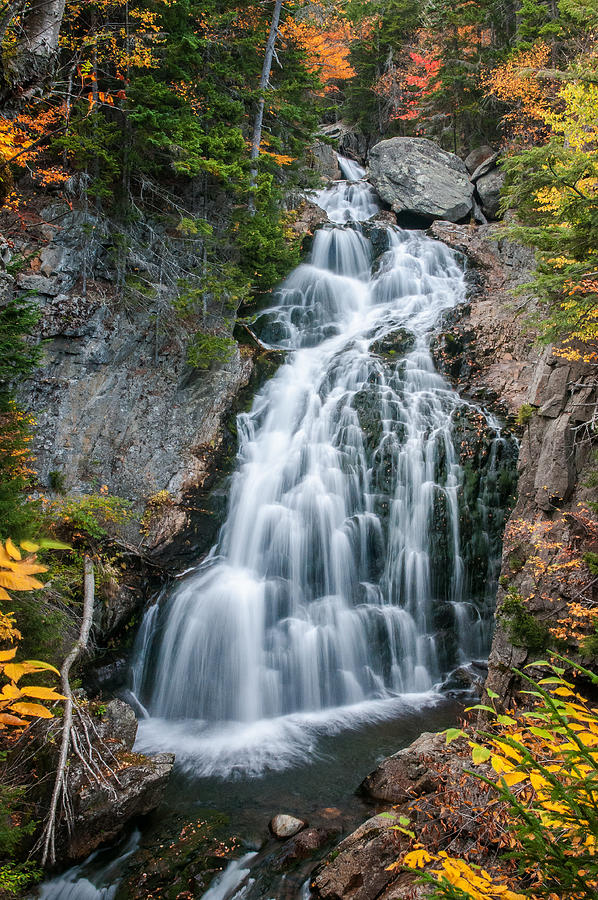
[499,588,551,651]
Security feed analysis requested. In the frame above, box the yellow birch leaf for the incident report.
[5,539,21,561]
[11,702,54,718]
[403,847,434,868]
[20,687,66,701]
[502,771,528,788]
[0,648,17,662]
[19,540,39,553]
[0,712,27,726]
[1,683,21,699]
[0,571,44,591]
[0,587,11,600]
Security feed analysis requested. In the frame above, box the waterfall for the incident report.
[132,161,515,775]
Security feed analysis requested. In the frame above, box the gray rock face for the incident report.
[470,153,500,183]
[319,121,368,162]
[476,168,504,219]
[310,141,342,179]
[368,138,474,223]
[18,286,253,548]
[465,145,495,174]
[269,813,306,839]
[428,221,597,706]
[311,814,399,900]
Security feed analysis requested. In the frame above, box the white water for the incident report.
[34,830,140,900]
[133,162,510,776]
[201,853,257,900]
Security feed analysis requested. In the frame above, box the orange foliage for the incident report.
[485,42,555,146]
[284,14,355,90]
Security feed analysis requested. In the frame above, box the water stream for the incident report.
[131,158,514,777]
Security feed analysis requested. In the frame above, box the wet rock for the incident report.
[476,169,505,220]
[368,138,474,224]
[360,732,446,804]
[310,142,342,179]
[95,699,138,749]
[370,328,415,359]
[275,827,334,870]
[29,699,175,863]
[319,121,368,162]
[270,813,307,839]
[442,662,486,695]
[311,814,399,900]
[69,751,175,860]
[291,200,328,240]
[465,145,495,175]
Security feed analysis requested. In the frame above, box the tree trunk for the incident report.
[248,0,283,215]
[2,0,67,103]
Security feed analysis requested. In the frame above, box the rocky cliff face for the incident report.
[428,221,597,705]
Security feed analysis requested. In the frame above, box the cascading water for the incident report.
[133,158,515,775]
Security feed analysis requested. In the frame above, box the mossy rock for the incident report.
[370,328,415,359]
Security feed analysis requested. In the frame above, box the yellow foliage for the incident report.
[0,540,65,729]
[399,665,598,899]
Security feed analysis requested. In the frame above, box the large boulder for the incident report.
[368,138,474,224]
[476,168,505,220]
[32,699,175,862]
[310,814,400,900]
[464,145,495,175]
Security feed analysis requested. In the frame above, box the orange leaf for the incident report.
[11,702,54,719]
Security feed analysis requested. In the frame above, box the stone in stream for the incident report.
[269,813,307,839]
[368,137,474,224]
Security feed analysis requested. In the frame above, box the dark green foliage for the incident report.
[187,332,236,370]
[0,297,41,541]
[0,297,40,399]
[501,136,598,342]
[499,586,551,650]
[344,0,421,133]
[0,783,40,895]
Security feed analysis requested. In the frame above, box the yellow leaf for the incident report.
[403,847,434,868]
[5,538,21,561]
[0,571,44,591]
[0,712,26,726]
[21,687,66,701]
[0,648,17,662]
[3,660,59,681]
[19,540,39,553]
[1,683,21,699]
[11,702,54,719]
[0,587,11,600]
[502,771,528,788]
[24,659,60,676]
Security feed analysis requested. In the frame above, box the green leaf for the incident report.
[445,727,466,745]
[471,744,492,764]
[486,689,499,699]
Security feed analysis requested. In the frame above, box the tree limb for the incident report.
[38,556,94,868]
